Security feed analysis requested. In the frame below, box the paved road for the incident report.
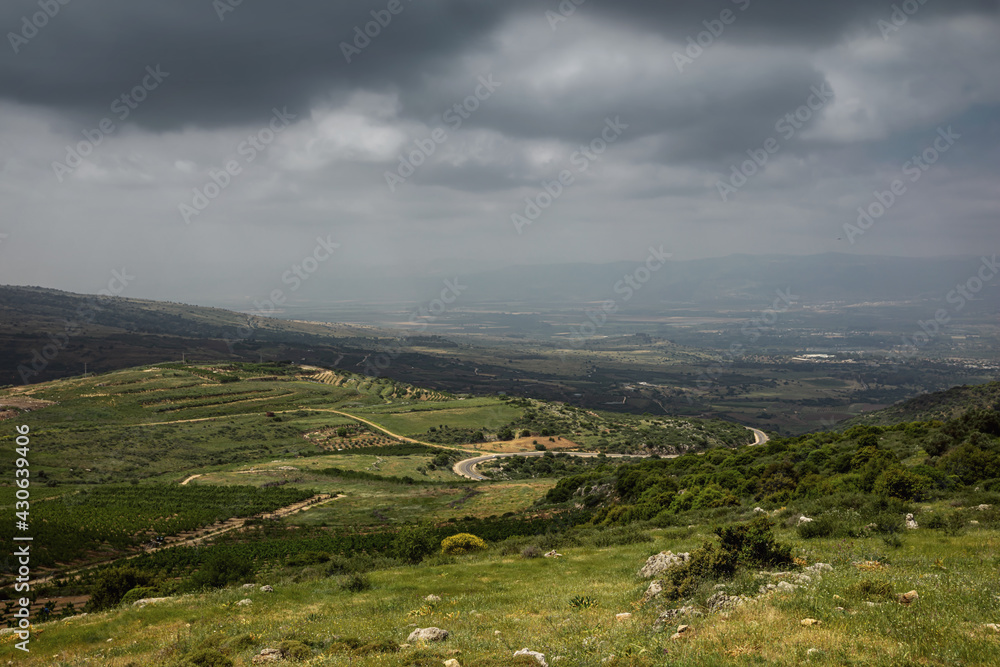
[452,426,770,481]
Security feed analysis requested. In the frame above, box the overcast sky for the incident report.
[0,0,997,304]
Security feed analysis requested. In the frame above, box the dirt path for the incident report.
[179,474,202,485]
[17,494,343,588]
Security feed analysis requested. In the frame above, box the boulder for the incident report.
[513,648,548,666]
[132,597,170,608]
[898,590,919,605]
[615,613,632,621]
[408,627,449,643]
[444,660,462,667]
[236,599,253,606]
[638,551,690,578]
[706,592,748,613]
[251,648,283,664]
[985,623,1000,633]
[260,585,274,593]
[641,580,663,602]
[424,594,441,603]
[797,515,814,525]
[242,583,256,589]
[800,618,821,627]
[670,624,692,640]
[543,550,562,558]
[976,504,992,511]
[905,514,918,530]
[805,563,833,574]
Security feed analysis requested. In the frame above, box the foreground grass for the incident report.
[4,527,999,666]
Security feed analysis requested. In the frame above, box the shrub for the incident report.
[182,649,234,667]
[521,546,543,559]
[340,572,371,593]
[846,578,894,601]
[190,552,254,591]
[87,566,154,612]
[441,533,488,555]
[392,525,437,564]
[278,640,312,661]
[118,586,159,607]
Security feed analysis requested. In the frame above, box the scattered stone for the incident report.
[800,618,821,627]
[985,623,1000,633]
[408,627,450,643]
[970,520,980,525]
[976,504,992,511]
[251,648,283,664]
[638,551,691,578]
[777,581,797,593]
[806,563,833,574]
[753,507,766,513]
[797,515,814,525]
[653,606,700,630]
[494,630,502,636]
[444,660,462,667]
[236,599,253,607]
[642,580,663,602]
[242,583,256,589]
[260,585,274,593]
[898,590,919,605]
[670,624,692,640]
[544,550,562,558]
[513,648,548,666]
[425,595,442,603]
[807,648,823,658]
[713,583,728,590]
[833,606,845,612]
[905,513,918,530]
[615,613,632,621]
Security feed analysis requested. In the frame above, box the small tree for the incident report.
[441,533,488,555]
[393,524,437,564]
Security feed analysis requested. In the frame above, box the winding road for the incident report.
[452,425,770,481]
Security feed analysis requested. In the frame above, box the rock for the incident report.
[800,618,821,627]
[898,590,919,605]
[408,627,450,643]
[653,606,700,630]
[806,563,833,574]
[444,660,462,667]
[642,580,663,602]
[807,648,822,658]
[260,585,274,593]
[425,595,442,603]
[753,507,766,513]
[905,513,918,530]
[236,599,253,606]
[985,623,1000,632]
[132,597,170,608]
[544,550,562,558]
[976,504,992,511]
[638,551,691,578]
[797,515,814,525]
[251,648,283,664]
[970,520,980,525]
[513,648,548,666]
[777,581,797,592]
[706,592,747,613]
[615,613,632,621]
[242,583,256,589]
[670,624,692,640]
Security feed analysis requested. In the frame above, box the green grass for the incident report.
[5,527,998,665]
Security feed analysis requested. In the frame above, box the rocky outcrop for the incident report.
[638,551,690,578]
[407,627,449,642]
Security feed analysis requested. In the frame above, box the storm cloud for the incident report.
[0,0,997,306]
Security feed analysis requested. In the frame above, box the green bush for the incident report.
[118,586,159,607]
[441,533,488,555]
[278,640,312,661]
[182,648,233,667]
[87,566,154,612]
[340,572,371,593]
[392,524,437,564]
